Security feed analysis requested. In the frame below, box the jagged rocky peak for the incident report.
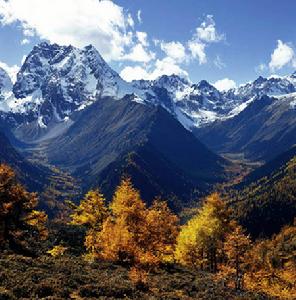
[7,41,132,127]
[13,41,120,99]
[0,42,136,142]
[131,78,153,90]
[231,74,296,101]
[189,80,223,104]
[195,80,215,90]
[253,75,266,85]
[132,74,190,92]
[154,74,190,88]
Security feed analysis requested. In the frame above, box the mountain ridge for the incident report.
[1,42,295,145]
[195,93,296,162]
[42,97,227,206]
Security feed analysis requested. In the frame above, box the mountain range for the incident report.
[196,93,296,162]
[1,42,296,211]
[1,42,295,142]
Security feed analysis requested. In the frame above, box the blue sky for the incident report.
[0,0,296,90]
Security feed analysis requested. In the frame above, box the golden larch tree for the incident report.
[145,198,179,264]
[70,189,108,253]
[223,223,251,290]
[175,193,232,271]
[98,177,147,264]
[98,178,179,267]
[0,164,48,254]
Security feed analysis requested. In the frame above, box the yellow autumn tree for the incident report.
[70,189,108,253]
[175,193,232,271]
[98,178,179,267]
[222,223,251,290]
[0,164,48,254]
[145,199,179,264]
[98,177,147,264]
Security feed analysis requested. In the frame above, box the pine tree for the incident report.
[0,164,48,254]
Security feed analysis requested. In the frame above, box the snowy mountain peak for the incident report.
[155,74,189,87]
[13,42,121,99]
[228,74,296,101]
[195,80,215,91]
[0,42,136,141]
[253,76,266,85]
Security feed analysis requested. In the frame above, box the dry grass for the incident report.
[0,253,272,300]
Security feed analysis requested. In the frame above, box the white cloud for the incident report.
[123,43,155,63]
[187,15,225,65]
[121,40,189,82]
[255,63,267,73]
[136,31,148,46]
[23,27,34,37]
[0,61,19,83]
[127,13,134,27]
[121,15,225,81]
[269,40,295,71]
[160,41,187,63]
[120,65,149,82]
[21,38,30,45]
[214,78,236,92]
[153,39,160,46]
[196,15,224,43]
[137,10,142,24]
[188,40,207,64]
[213,55,226,69]
[0,1,227,82]
[120,57,188,82]
[268,74,282,79]
[0,0,136,62]
[151,57,188,79]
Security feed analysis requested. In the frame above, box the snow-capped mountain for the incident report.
[2,42,134,127]
[0,40,245,138]
[0,42,296,142]
[132,76,243,128]
[225,75,296,101]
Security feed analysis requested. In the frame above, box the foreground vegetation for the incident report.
[1,253,270,300]
[0,163,295,299]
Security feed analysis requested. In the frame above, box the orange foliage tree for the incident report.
[0,164,47,254]
[244,222,296,299]
[97,177,179,267]
[223,223,251,289]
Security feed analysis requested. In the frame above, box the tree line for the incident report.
[0,163,295,298]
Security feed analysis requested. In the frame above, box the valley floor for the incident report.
[0,254,273,300]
